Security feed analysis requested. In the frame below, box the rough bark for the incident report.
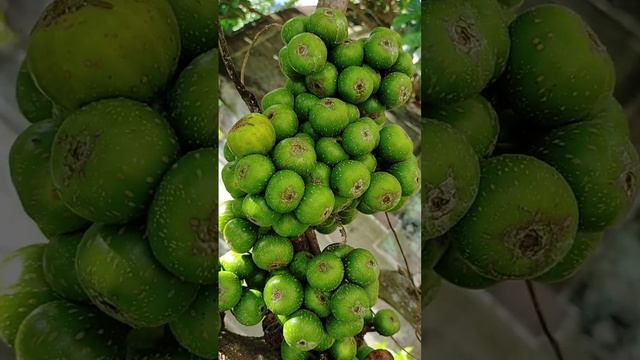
[218,26,261,113]
[218,331,279,360]
[379,270,421,333]
[317,0,348,11]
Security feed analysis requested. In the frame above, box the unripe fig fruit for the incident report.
[533,122,639,231]
[423,119,480,242]
[288,33,328,75]
[453,154,579,280]
[227,113,276,157]
[503,4,615,127]
[27,0,180,110]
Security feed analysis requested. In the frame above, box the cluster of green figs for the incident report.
[2,0,218,359]
[219,6,419,360]
[424,0,639,306]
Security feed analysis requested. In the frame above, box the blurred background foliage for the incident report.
[219,0,421,74]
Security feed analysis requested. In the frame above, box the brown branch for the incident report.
[219,330,279,360]
[317,0,348,12]
[384,212,420,298]
[218,26,261,113]
[379,270,420,333]
[241,23,283,85]
[305,228,322,255]
[525,280,565,360]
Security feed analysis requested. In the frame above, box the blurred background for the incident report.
[424,1,640,359]
[218,0,422,358]
[0,3,54,359]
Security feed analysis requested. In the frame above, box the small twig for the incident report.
[525,280,565,360]
[390,335,417,360]
[384,212,420,297]
[241,23,283,85]
[305,229,321,255]
[218,27,261,113]
[338,223,347,243]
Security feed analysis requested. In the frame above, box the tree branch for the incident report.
[317,0,348,12]
[218,26,261,113]
[379,270,421,333]
[218,330,279,360]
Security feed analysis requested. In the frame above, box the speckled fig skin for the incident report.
[453,154,579,280]
[0,245,58,348]
[337,66,375,104]
[220,251,256,279]
[43,232,88,302]
[425,94,500,158]
[281,16,308,44]
[434,244,498,289]
[330,283,369,321]
[27,0,180,111]
[227,113,276,158]
[330,160,371,199]
[536,231,602,283]
[309,97,350,137]
[361,172,402,212]
[379,72,413,109]
[330,39,364,70]
[15,60,52,123]
[234,154,275,195]
[502,4,615,127]
[169,49,217,149]
[262,88,295,111]
[305,62,338,98]
[281,340,308,360]
[588,96,630,137]
[265,170,305,213]
[283,309,324,351]
[306,7,348,46]
[330,336,357,360]
[423,0,508,105]
[219,270,242,312]
[279,47,304,80]
[295,184,335,225]
[363,31,399,70]
[232,288,266,326]
[287,33,328,75]
[169,287,217,359]
[15,301,128,359]
[77,223,199,328]
[251,235,294,271]
[166,0,217,61]
[273,137,317,176]
[423,119,480,242]
[148,148,216,284]
[264,273,304,316]
[9,119,89,236]
[50,98,179,224]
[533,122,640,231]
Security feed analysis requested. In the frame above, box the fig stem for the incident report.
[240,23,283,86]
[384,211,420,298]
[305,228,322,255]
[218,27,261,113]
[525,280,565,360]
[390,335,417,359]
